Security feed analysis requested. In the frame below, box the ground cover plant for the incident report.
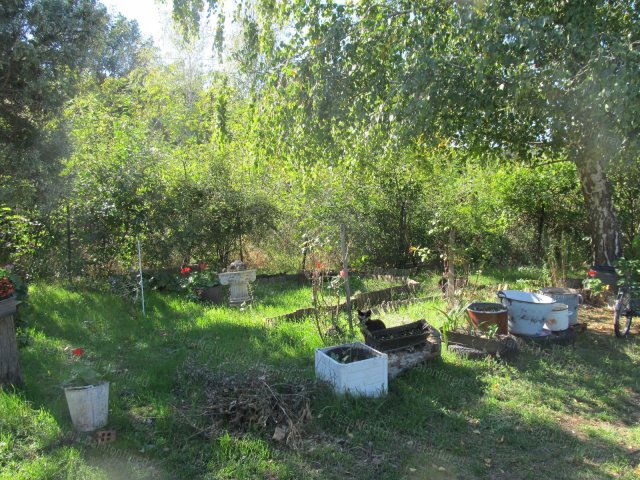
[2,271,639,479]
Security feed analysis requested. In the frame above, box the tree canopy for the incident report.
[1,0,638,276]
[173,0,639,264]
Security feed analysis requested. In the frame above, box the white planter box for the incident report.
[315,341,387,397]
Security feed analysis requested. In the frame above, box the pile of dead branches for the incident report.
[175,360,316,449]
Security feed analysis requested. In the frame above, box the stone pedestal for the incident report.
[218,270,257,307]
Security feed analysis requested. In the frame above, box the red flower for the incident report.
[71,348,84,357]
[587,269,597,278]
[0,277,14,299]
[180,266,191,276]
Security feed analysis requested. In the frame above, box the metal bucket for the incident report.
[466,302,508,335]
[64,382,109,432]
[538,287,583,325]
[497,290,556,335]
[545,303,569,331]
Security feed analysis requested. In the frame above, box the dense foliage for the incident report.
[1,0,638,279]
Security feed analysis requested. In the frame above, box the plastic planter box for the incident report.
[315,341,387,397]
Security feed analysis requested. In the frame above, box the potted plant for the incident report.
[177,263,226,304]
[437,305,518,357]
[190,271,223,303]
[466,302,508,334]
[62,349,109,432]
[0,267,26,386]
[0,267,25,317]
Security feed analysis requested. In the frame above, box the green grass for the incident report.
[2,274,639,479]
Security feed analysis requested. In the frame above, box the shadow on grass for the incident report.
[506,329,640,427]
[402,398,638,480]
[252,280,311,310]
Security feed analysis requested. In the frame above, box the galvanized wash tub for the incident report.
[497,290,556,335]
[538,287,583,325]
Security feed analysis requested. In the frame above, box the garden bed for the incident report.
[267,276,421,323]
[446,329,519,357]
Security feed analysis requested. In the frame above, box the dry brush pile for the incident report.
[174,359,317,449]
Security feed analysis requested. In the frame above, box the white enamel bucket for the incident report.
[545,303,569,331]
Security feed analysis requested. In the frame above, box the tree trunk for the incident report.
[574,153,622,265]
[397,200,408,267]
[0,313,23,387]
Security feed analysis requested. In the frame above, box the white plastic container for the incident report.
[497,290,556,335]
[315,342,387,397]
[545,303,569,331]
[64,382,109,432]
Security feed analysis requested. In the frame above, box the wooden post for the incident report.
[446,227,456,303]
[137,238,145,316]
[341,224,353,334]
[66,204,72,282]
[301,249,307,273]
[0,308,23,387]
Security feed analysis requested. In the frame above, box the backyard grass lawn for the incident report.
[2,278,639,479]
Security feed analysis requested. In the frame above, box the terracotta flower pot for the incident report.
[466,302,508,335]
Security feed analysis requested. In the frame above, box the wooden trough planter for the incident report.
[363,320,439,353]
[363,320,442,379]
[267,277,422,324]
[512,327,577,347]
[446,330,519,358]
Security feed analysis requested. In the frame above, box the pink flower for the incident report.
[339,269,347,279]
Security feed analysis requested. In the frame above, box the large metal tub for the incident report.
[497,290,556,335]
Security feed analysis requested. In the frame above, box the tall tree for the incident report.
[0,0,108,151]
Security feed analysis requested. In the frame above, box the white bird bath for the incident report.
[218,269,256,307]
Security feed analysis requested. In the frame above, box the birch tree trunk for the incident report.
[574,153,622,266]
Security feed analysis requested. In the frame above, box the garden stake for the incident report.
[137,237,145,316]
